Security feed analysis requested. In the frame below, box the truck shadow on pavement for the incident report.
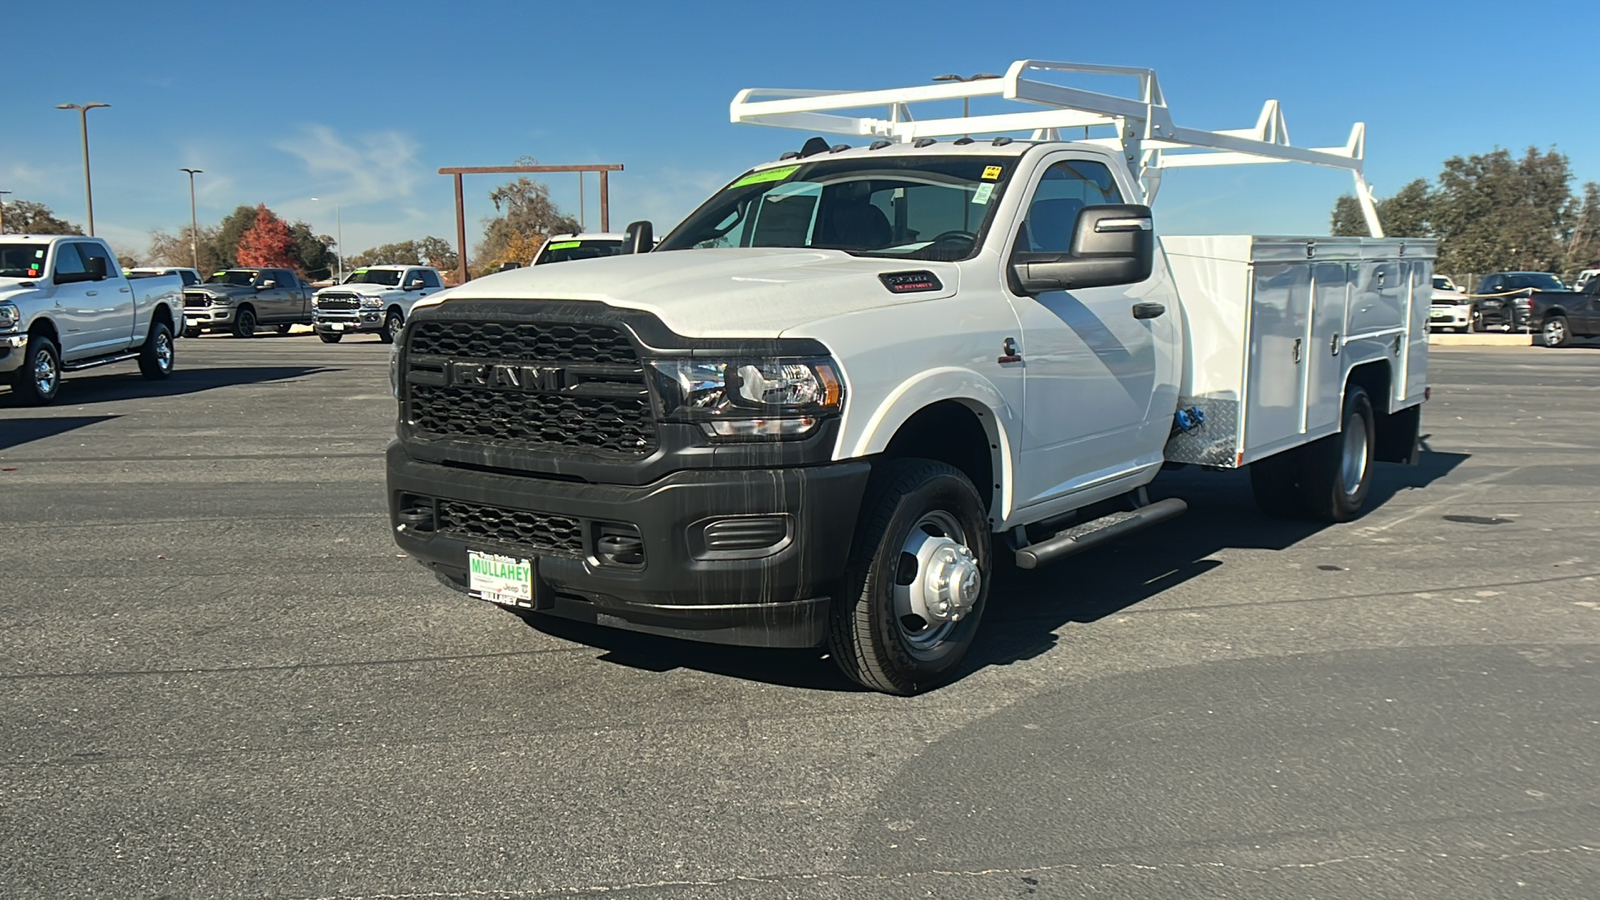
[0,415,121,452]
[519,445,1469,693]
[0,365,338,409]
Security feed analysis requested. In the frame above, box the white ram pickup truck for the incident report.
[1,235,181,405]
[386,61,1430,694]
[312,265,445,344]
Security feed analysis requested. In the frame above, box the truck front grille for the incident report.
[183,292,210,309]
[405,319,658,457]
[436,499,584,557]
[317,293,360,310]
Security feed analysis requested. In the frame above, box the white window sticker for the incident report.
[972,183,995,205]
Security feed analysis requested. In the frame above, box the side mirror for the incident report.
[86,256,108,281]
[623,220,654,254]
[258,280,276,290]
[406,279,425,290]
[498,262,521,272]
[1011,204,1154,294]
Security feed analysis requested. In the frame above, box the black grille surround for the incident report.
[317,293,360,310]
[436,499,584,557]
[182,292,210,309]
[404,318,658,458]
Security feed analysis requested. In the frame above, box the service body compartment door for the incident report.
[1243,261,1312,452]
[1401,259,1430,406]
[1306,262,1351,434]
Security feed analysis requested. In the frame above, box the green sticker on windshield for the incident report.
[353,268,368,274]
[548,241,581,250]
[212,271,226,277]
[731,165,801,189]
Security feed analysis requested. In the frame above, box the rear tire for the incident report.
[1542,315,1570,348]
[1298,385,1376,522]
[829,459,991,695]
[11,332,61,405]
[232,307,257,338]
[138,321,175,380]
[318,332,343,344]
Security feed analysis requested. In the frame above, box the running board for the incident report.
[1013,498,1187,570]
[61,351,139,372]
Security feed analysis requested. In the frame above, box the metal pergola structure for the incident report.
[440,163,624,283]
[730,59,1383,237]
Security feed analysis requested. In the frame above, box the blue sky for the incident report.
[5,0,1594,261]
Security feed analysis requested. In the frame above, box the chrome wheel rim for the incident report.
[387,317,402,341]
[155,332,173,371]
[32,347,56,395]
[1341,415,1369,498]
[1544,319,1565,345]
[893,510,980,654]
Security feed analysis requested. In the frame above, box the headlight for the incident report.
[210,294,234,305]
[361,296,384,309]
[0,303,19,331]
[647,357,844,440]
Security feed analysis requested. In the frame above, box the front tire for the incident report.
[829,459,991,695]
[11,333,61,405]
[318,332,343,344]
[379,310,403,344]
[182,325,202,339]
[276,323,293,336]
[1299,385,1376,522]
[232,307,258,339]
[1542,315,1570,348]
[138,321,175,380]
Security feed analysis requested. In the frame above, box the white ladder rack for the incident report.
[730,60,1383,237]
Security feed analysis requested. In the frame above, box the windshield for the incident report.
[342,268,404,286]
[1432,276,1454,291]
[205,270,258,286]
[1507,273,1565,291]
[535,240,623,265]
[0,244,48,279]
[657,155,1018,261]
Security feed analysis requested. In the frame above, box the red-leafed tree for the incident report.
[234,204,296,269]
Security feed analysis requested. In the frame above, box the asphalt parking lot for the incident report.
[2,334,1597,899]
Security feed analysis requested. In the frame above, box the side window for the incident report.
[77,242,112,277]
[403,269,421,288]
[420,269,442,289]
[54,243,89,279]
[1021,160,1123,253]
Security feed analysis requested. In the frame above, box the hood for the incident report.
[189,283,256,297]
[0,283,44,306]
[427,248,960,338]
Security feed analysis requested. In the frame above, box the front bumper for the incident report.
[1429,304,1472,329]
[184,305,236,327]
[314,310,384,333]
[387,442,871,648]
[0,333,24,374]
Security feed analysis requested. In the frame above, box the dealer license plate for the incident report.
[328,322,345,331]
[184,318,200,327]
[467,550,535,607]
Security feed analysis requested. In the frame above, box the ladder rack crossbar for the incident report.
[729,59,1384,236]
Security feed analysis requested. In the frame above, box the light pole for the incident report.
[931,72,1000,120]
[56,102,111,235]
[0,190,11,233]
[179,168,202,269]
[311,198,343,281]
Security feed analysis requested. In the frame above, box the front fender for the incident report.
[842,366,1019,520]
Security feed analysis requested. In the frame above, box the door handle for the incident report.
[119,287,131,293]
[85,290,99,296]
[1131,302,1165,320]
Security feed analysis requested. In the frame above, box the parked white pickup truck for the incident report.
[1,235,181,404]
[386,61,1430,694]
[312,265,445,344]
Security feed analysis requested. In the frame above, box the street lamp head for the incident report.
[180,168,203,175]
[56,102,111,111]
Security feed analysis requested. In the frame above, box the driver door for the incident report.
[1002,156,1175,511]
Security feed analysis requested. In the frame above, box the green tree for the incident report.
[1,200,84,235]
[287,221,337,281]
[1330,195,1368,236]
[146,224,228,272]
[347,237,459,271]
[1564,181,1600,274]
[1431,146,1574,275]
[210,204,263,268]
[1329,179,1432,238]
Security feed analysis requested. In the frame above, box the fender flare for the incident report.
[846,366,1018,520]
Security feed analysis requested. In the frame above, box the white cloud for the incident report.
[274,125,423,208]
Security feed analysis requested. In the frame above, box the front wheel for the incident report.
[379,311,403,344]
[11,332,61,405]
[276,323,293,336]
[182,325,202,339]
[1299,385,1376,522]
[318,332,343,344]
[1542,315,1570,348]
[138,321,175,380]
[829,459,991,695]
[232,307,257,338]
